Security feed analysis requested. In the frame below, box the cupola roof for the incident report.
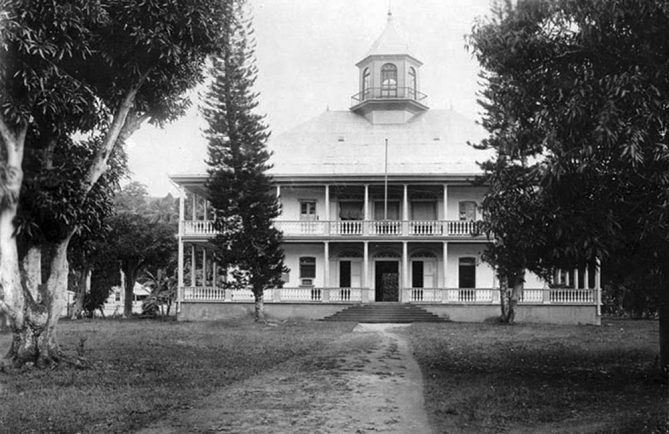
[364,12,410,57]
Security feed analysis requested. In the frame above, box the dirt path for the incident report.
[138,323,432,433]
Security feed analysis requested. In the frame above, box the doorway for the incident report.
[375,260,399,301]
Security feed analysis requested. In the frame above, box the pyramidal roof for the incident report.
[267,109,490,176]
[364,12,411,58]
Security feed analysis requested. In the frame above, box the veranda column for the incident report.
[324,241,330,287]
[324,185,330,221]
[178,188,185,307]
[203,198,208,221]
[442,242,448,288]
[364,184,369,235]
[584,265,589,290]
[363,241,369,301]
[202,248,207,287]
[190,244,196,287]
[324,184,330,235]
[443,184,448,220]
[402,241,409,302]
[192,193,197,221]
[276,185,281,198]
[574,267,579,289]
[403,184,409,235]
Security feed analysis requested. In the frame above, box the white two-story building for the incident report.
[170,14,601,324]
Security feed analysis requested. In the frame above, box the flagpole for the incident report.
[384,138,388,220]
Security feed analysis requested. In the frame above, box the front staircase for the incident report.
[321,303,447,323]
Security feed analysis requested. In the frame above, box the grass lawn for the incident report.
[1,318,667,433]
[0,318,355,434]
[403,319,669,434]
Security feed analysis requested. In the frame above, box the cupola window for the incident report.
[409,67,417,99]
[362,68,370,99]
[381,63,397,97]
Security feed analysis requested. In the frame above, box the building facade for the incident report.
[170,14,601,324]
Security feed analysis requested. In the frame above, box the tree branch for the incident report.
[83,69,153,194]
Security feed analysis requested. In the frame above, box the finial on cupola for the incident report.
[387,0,392,21]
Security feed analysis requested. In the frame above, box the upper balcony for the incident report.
[350,86,427,108]
[181,219,484,239]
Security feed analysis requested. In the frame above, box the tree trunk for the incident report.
[70,266,92,319]
[123,263,139,317]
[254,286,265,322]
[6,236,73,367]
[659,268,669,378]
[0,160,27,366]
[508,278,524,325]
[499,272,524,324]
[499,274,511,322]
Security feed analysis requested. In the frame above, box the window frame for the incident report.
[299,200,317,220]
[299,256,316,279]
[362,67,370,99]
[408,66,417,99]
[458,201,478,221]
[381,63,398,97]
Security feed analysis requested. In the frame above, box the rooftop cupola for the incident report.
[351,11,428,124]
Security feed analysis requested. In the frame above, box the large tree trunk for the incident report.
[659,266,669,379]
[253,286,264,322]
[6,236,73,367]
[70,266,92,319]
[123,263,139,317]
[499,272,524,324]
[0,126,27,367]
[499,274,511,321]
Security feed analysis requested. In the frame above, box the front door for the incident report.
[375,261,399,301]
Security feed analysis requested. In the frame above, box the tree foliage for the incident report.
[0,0,228,367]
[469,0,669,374]
[202,0,286,322]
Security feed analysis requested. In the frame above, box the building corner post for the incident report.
[177,187,185,312]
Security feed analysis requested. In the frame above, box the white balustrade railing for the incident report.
[328,288,364,302]
[549,288,595,303]
[367,220,402,235]
[520,289,544,303]
[183,220,217,236]
[181,287,596,305]
[446,220,481,236]
[180,220,486,237]
[274,221,327,236]
[183,286,226,301]
[409,221,443,235]
[331,221,363,235]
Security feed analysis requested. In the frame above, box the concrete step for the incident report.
[321,303,447,323]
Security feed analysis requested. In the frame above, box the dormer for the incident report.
[350,12,428,124]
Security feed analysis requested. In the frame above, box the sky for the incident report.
[126,0,493,196]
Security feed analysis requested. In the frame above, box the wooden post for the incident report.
[324,241,330,288]
[177,188,185,308]
[443,184,448,220]
[364,184,369,236]
[202,248,207,287]
[324,184,330,221]
[192,193,197,221]
[190,245,196,287]
[442,242,448,288]
[403,184,409,235]
[363,241,369,295]
[402,241,408,302]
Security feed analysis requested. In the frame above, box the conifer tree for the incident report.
[202,0,285,322]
